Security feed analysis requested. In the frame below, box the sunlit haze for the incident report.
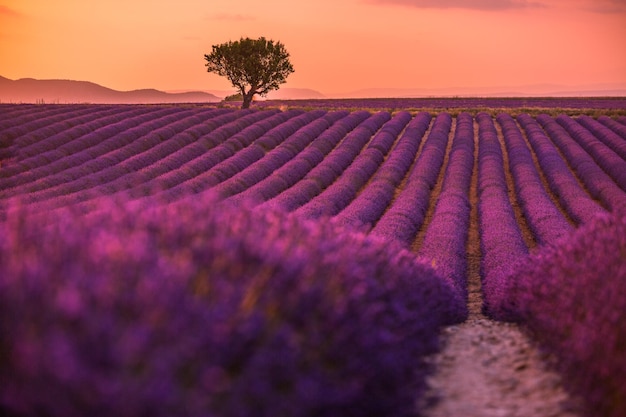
[1,0,625,96]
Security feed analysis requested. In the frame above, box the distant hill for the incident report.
[331,83,626,98]
[0,76,221,104]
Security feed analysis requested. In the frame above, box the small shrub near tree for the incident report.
[223,93,243,102]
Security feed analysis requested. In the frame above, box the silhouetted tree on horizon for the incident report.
[204,37,294,109]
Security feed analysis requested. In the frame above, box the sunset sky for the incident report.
[1,0,625,96]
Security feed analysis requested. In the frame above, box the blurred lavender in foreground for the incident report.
[0,192,460,417]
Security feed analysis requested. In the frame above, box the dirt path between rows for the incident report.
[418,316,583,417]
[418,234,583,417]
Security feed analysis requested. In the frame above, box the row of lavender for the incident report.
[477,112,625,417]
[252,96,626,110]
[0,104,463,416]
[1,103,625,416]
[1,104,624,214]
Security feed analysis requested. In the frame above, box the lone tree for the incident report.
[204,37,294,109]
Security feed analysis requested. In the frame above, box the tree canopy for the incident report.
[204,37,294,109]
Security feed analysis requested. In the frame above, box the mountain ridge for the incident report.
[0,76,221,104]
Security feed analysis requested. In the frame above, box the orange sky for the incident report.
[1,0,625,96]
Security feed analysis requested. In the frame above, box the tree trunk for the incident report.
[241,91,255,109]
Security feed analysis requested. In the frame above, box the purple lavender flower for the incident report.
[0,192,459,417]
[493,210,626,417]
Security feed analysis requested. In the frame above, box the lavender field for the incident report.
[1,101,625,417]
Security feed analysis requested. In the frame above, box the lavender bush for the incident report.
[213,111,346,199]
[228,110,366,205]
[598,115,626,139]
[371,113,450,244]
[334,111,430,229]
[537,114,626,211]
[576,115,626,160]
[496,113,573,244]
[0,192,459,417]
[296,111,410,219]
[1,108,211,195]
[417,112,474,306]
[476,112,529,316]
[491,210,626,417]
[556,115,626,191]
[263,111,389,212]
[516,114,606,224]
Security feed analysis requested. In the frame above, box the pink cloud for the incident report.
[582,0,626,13]
[364,0,547,10]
